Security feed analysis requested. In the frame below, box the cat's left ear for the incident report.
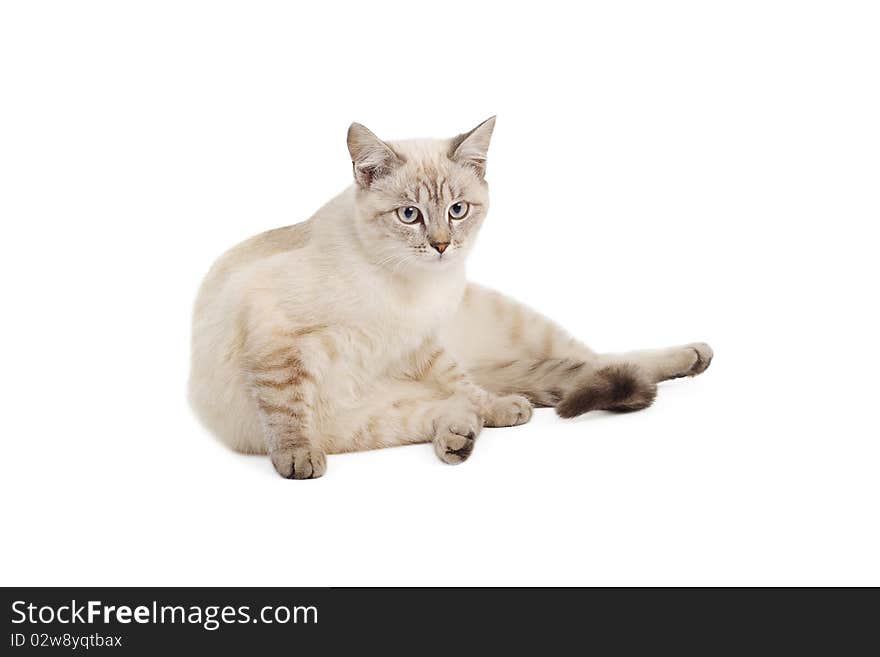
[449,116,496,178]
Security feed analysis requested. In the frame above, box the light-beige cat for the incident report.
[189,118,713,479]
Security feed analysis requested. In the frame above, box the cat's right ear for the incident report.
[347,123,402,188]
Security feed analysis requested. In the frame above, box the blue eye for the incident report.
[448,201,469,220]
[397,206,421,224]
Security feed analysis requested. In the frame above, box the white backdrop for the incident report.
[1,1,878,586]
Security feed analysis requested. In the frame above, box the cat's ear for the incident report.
[449,116,496,178]
[347,123,402,188]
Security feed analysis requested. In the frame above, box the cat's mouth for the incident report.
[429,251,457,264]
[409,252,457,269]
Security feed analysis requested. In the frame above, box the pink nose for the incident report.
[430,241,449,254]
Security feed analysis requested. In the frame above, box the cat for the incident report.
[188,117,713,479]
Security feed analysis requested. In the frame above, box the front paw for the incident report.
[270,446,327,479]
[433,413,482,465]
[483,394,533,427]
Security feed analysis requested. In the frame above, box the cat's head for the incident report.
[346,118,495,271]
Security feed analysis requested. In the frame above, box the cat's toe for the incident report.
[484,394,533,427]
[270,446,327,479]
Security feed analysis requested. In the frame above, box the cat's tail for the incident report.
[467,358,657,418]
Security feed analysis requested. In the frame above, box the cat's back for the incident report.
[219,221,313,271]
[195,220,313,311]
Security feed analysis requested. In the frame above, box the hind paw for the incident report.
[685,343,713,376]
[667,342,714,379]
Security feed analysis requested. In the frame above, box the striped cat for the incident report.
[189,118,712,479]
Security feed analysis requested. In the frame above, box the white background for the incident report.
[1,1,878,586]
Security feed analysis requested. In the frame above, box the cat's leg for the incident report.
[406,339,533,431]
[597,343,714,383]
[443,283,713,418]
[549,343,714,418]
[243,327,327,479]
[320,379,484,464]
[407,339,532,462]
[320,340,532,465]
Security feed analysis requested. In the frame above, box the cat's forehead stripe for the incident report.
[406,175,462,206]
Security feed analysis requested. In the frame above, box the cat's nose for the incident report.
[430,241,449,254]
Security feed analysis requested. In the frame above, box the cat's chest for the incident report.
[384,276,462,330]
[357,275,463,357]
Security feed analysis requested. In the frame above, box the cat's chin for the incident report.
[417,254,461,270]
[391,256,461,277]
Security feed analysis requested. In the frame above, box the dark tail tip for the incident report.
[555,363,657,419]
